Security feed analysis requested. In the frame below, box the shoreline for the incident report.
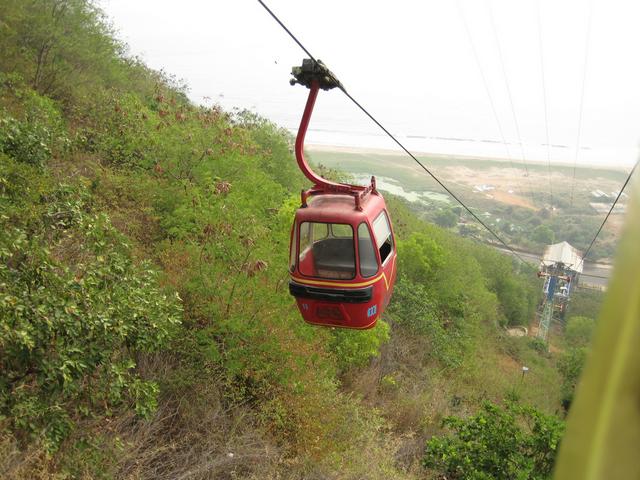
[306,143,630,172]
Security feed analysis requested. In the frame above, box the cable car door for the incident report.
[371,210,396,308]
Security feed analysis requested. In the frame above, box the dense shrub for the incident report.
[424,402,564,479]
[564,316,596,348]
[0,184,181,450]
[0,79,69,166]
[557,347,588,410]
[390,279,470,368]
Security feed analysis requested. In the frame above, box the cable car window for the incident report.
[289,224,297,272]
[312,222,329,241]
[299,222,311,256]
[331,223,352,238]
[299,222,355,280]
[372,211,394,264]
[358,223,378,278]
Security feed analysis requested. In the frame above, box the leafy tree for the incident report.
[532,225,554,245]
[434,209,458,228]
[398,231,445,282]
[424,402,564,479]
[558,347,588,410]
[0,181,181,450]
[564,316,596,348]
[468,245,537,327]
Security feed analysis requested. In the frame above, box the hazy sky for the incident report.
[100,0,640,168]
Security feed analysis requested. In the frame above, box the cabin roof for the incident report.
[295,192,386,224]
[541,241,584,273]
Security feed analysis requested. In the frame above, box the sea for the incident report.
[290,127,638,170]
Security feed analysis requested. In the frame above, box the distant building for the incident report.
[610,191,629,199]
[474,184,495,192]
[589,202,627,214]
[591,190,611,199]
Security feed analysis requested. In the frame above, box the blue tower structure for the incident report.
[536,242,583,341]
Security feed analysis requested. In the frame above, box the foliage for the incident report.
[74,91,154,168]
[0,180,181,450]
[329,321,390,372]
[424,402,564,479]
[469,245,537,327]
[568,288,604,319]
[0,77,69,166]
[0,0,169,105]
[434,208,458,228]
[528,337,549,354]
[390,279,470,368]
[398,232,445,282]
[557,317,595,409]
[397,229,496,325]
[564,316,596,348]
[557,347,588,409]
[532,225,555,245]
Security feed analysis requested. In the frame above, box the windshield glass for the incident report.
[299,222,355,279]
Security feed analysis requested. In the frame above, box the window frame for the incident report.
[357,221,380,278]
[289,223,297,273]
[372,210,394,267]
[297,220,356,280]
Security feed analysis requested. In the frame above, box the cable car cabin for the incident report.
[286,58,398,328]
[288,192,397,329]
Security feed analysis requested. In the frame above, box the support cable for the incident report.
[536,0,554,208]
[456,0,519,187]
[580,273,611,280]
[256,0,533,266]
[569,0,593,206]
[579,159,638,266]
[486,0,535,203]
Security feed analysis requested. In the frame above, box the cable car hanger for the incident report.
[287,58,398,329]
[290,59,377,211]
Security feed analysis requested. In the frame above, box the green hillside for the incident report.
[0,2,600,478]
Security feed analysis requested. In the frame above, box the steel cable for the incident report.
[256,0,534,266]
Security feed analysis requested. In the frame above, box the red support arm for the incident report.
[295,80,345,189]
[293,76,376,210]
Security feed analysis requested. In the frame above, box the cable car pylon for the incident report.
[535,241,583,342]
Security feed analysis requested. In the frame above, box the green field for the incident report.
[308,147,628,260]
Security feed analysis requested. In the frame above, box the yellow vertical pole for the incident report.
[554,173,640,479]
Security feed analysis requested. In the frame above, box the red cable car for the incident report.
[288,59,398,329]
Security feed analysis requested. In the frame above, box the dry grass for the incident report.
[0,356,280,480]
[339,328,457,476]
[109,354,280,480]
[0,430,52,480]
[112,398,278,479]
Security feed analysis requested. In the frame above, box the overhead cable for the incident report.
[535,0,554,207]
[579,159,638,266]
[456,0,519,188]
[569,0,593,206]
[256,0,533,266]
[486,0,535,203]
